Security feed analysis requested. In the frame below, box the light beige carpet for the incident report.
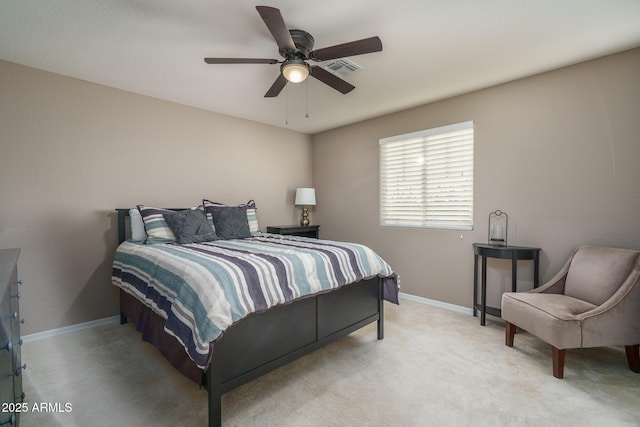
[20,298,640,427]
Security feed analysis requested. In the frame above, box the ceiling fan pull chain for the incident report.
[305,79,310,118]
[285,85,289,125]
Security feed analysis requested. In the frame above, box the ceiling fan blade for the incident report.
[256,6,296,52]
[310,36,383,61]
[204,58,279,64]
[264,74,288,97]
[310,66,355,94]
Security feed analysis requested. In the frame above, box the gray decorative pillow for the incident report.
[203,199,259,235]
[207,206,251,240]
[162,210,218,244]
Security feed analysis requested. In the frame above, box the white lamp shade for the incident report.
[295,188,316,206]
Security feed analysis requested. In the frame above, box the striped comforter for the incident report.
[112,234,399,369]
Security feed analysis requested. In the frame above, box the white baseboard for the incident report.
[398,292,473,316]
[22,315,121,344]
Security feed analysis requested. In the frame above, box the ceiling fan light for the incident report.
[282,60,310,83]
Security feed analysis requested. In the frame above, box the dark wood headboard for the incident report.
[116,209,131,244]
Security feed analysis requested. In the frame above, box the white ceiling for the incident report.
[1,1,639,134]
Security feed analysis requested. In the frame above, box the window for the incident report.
[379,121,474,230]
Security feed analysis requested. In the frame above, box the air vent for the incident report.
[323,58,362,76]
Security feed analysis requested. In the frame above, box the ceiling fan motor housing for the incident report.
[281,29,315,59]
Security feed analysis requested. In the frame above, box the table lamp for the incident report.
[295,188,316,226]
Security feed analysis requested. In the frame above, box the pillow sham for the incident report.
[137,205,179,243]
[206,205,252,240]
[129,208,147,242]
[162,209,217,244]
[246,203,259,235]
[203,199,259,235]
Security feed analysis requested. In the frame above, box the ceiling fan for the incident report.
[204,5,383,97]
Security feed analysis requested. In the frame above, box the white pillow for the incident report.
[129,208,147,241]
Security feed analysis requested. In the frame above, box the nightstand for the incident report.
[267,225,320,239]
[472,243,541,326]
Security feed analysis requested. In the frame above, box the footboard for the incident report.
[206,277,383,427]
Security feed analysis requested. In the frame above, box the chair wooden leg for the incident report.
[625,345,640,373]
[505,321,516,347]
[552,346,565,379]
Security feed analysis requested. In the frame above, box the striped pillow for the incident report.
[246,206,259,235]
[137,205,179,243]
[202,199,259,235]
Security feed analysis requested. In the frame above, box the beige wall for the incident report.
[312,48,640,309]
[0,60,312,334]
[2,48,639,334]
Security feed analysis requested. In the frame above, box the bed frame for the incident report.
[116,209,385,427]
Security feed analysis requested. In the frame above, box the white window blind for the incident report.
[379,121,474,230]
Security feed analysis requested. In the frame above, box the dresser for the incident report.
[1,249,24,426]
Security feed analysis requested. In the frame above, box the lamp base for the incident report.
[300,206,310,227]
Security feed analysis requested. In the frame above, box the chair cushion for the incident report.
[564,246,639,306]
[502,292,597,349]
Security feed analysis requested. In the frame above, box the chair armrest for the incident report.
[578,259,640,347]
[531,275,567,294]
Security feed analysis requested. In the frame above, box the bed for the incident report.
[112,207,398,427]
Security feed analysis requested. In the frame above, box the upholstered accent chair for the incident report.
[501,245,640,378]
